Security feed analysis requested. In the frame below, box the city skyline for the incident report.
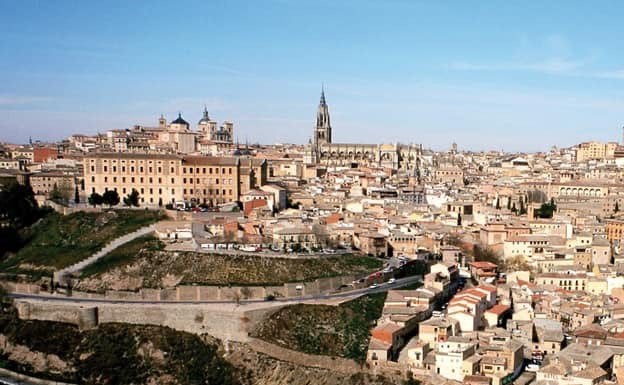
[2,1,624,151]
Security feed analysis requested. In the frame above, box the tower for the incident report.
[314,87,332,145]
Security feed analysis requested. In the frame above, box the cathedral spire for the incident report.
[314,87,331,145]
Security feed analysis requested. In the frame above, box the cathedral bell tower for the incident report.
[314,88,332,145]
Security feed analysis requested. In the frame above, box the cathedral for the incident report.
[304,89,422,171]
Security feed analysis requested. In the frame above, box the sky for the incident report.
[1,1,624,152]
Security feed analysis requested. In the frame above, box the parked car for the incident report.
[388,278,396,284]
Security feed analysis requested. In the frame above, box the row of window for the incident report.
[182,177,234,185]
[90,165,174,174]
[91,186,174,196]
[183,188,233,196]
[91,176,175,184]
[182,167,232,175]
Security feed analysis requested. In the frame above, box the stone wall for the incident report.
[14,299,263,342]
[3,274,358,302]
[15,302,98,330]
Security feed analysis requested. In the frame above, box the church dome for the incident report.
[171,113,189,126]
[198,107,211,124]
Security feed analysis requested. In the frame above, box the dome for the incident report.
[197,107,211,124]
[171,113,189,126]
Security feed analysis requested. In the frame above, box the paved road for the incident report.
[9,275,421,306]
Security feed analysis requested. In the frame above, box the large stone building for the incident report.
[84,152,266,206]
[304,90,422,171]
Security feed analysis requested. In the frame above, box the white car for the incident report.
[526,364,539,372]
[369,283,379,289]
[388,278,396,284]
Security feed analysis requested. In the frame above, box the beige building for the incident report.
[575,141,617,162]
[30,172,76,197]
[84,152,266,206]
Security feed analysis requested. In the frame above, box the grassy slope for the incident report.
[0,302,240,385]
[80,235,163,278]
[0,210,162,275]
[81,250,382,289]
[250,292,387,361]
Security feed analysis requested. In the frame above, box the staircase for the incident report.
[54,224,156,286]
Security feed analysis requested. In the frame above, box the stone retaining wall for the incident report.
[3,273,360,302]
[14,299,255,342]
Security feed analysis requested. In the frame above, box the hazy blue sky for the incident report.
[1,1,624,151]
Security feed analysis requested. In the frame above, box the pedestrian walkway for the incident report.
[53,223,157,285]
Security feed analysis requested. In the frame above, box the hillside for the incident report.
[0,300,241,385]
[0,210,163,279]
[75,249,382,292]
[250,293,387,361]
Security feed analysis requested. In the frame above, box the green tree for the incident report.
[0,182,40,228]
[49,183,62,202]
[88,192,104,207]
[536,200,556,219]
[102,190,120,208]
[123,189,140,207]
